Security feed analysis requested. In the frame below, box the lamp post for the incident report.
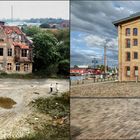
[92,58,98,69]
[92,58,98,83]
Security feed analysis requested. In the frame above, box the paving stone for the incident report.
[71,98,140,139]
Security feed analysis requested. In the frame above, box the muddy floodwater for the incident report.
[0,97,16,109]
[0,78,69,139]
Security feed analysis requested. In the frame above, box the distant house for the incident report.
[60,20,69,28]
[113,12,140,81]
[0,21,33,74]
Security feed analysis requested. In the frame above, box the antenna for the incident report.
[11,5,13,22]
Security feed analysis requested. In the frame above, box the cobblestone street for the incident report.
[71,82,140,97]
[71,98,140,139]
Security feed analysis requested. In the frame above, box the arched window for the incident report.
[126,28,130,36]
[133,28,138,36]
[126,39,130,48]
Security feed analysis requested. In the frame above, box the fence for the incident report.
[70,75,118,86]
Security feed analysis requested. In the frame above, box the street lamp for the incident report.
[92,58,98,69]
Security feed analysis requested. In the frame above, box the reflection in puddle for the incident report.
[0,97,16,109]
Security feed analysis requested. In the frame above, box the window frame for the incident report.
[134,66,138,76]
[7,48,12,56]
[7,63,12,71]
[126,28,130,36]
[16,63,20,71]
[0,48,3,56]
[126,52,131,61]
[24,64,29,72]
[126,66,130,76]
[21,49,28,57]
[134,52,138,59]
[133,39,138,46]
[126,38,131,48]
[133,28,138,36]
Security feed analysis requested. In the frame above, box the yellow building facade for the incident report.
[113,13,140,81]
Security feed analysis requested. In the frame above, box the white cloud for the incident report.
[84,35,105,47]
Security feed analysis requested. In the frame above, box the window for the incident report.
[126,52,131,61]
[126,66,130,76]
[134,52,138,59]
[7,63,12,71]
[24,64,29,72]
[133,39,138,46]
[7,48,12,56]
[126,28,130,36]
[0,39,4,42]
[0,48,3,56]
[133,28,138,36]
[16,63,20,71]
[22,49,28,57]
[0,63,3,70]
[134,66,138,76]
[126,39,130,48]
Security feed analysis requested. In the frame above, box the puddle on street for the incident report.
[0,97,16,109]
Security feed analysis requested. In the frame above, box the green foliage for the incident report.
[32,92,70,119]
[58,60,70,76]
[22,27,70,77]
[6,92,70,140]
[74,65,78,68]
[22,26,41,37]
[33,32,60,70]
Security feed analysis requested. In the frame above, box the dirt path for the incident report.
[0,78,69,139]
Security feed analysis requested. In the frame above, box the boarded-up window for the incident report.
[126,66,130,76]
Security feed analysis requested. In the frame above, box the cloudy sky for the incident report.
[0,1,69,19]
[71,1,140,67]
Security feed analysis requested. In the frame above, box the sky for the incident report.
[0,1,69,19]
[71,1,140,67]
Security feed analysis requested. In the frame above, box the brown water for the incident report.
[0,97,16,109]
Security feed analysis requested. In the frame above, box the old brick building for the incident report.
[113,12,140,81]
[0,21,33,74]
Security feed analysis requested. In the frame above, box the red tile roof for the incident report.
[2,26,22,34]
[13,42,29,49]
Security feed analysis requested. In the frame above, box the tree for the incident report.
[32,32,60,73]
[58,59,69,76]
[74,65,78,68]
[22,26,41,37]
[40,23,50,28]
